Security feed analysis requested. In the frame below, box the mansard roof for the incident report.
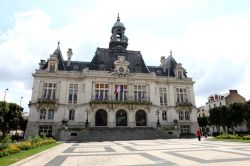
[42,47,178,77]
[88,47,150,73]
[148,55,177,77]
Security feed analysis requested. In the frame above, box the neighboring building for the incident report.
[25,15,198,139]
[205,90,245,112]
[197,106,207,117]
[197,90,246,132]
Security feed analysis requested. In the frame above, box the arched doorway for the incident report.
[116,110,127,126]
[136,110,147,126]
[95,109,107,126]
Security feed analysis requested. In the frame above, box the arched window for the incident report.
[69,109,75,120]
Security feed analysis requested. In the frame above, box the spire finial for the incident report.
[57,40,60,48]
[170,49,172,56]
[117,13,120,22]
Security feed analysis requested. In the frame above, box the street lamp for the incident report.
[3,88,8,102]
[85,109,89,128]
[156,109,161,128]
[20,97,23,107]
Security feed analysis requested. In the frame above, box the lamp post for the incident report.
[85,109,89,128]
[20,97,23,107]
[156,109,161,128]
[3,88,8,102]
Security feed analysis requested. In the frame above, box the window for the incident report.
[179,111,190,121]
[69,109,75,120]
[115,84,128,101]
[40,109,46,119]
[180,126,190,134]
[202,113,205,117]
[48,109,54,120]
[185,111,190,120]
[162,111,167,121]
[214,104,216,108]
[95,83,109,100]
[68,84,78,104]
[177,71,182,79]
[179,111,184,120]
[159,87,167,105]
[42,83,57,100]
[133,85,146,101]
[49,63,55,72]
[209,105,211,109]
[220,102,222,106]
[39,125,52,137]
[176,88,189,104]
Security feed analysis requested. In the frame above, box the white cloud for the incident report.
[1,1,250,112]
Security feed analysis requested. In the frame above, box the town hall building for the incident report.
[25,15,198,139]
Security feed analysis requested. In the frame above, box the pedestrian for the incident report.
[196,129,201,141]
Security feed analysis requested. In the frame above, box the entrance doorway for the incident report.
[116,110,127,126]
[136,110,147,126]
[95,109,107,126]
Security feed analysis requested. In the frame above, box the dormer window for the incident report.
[178,71,182,79]
[49,63,55,72]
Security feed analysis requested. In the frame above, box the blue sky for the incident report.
[1,0,250,112]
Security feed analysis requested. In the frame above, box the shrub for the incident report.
[0,135,12,144]
[8,144,21,154]
[216,133,229,139]
[228,134,240,139]
[0,143,9,151]
[243,135,250,140]
[17,141,32,150]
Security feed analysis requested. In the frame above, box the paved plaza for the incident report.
[12,138,250,166]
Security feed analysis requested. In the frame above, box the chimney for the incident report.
[229,90,237,94]
[67,48,73,66]
[39,60,46,69]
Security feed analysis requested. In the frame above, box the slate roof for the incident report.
[148,55,177,77]
[88,47,150,73]
[42,46,178,77]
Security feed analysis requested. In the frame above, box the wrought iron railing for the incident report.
[90,98,152,105]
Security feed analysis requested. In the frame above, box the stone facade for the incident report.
[25,16,198,139]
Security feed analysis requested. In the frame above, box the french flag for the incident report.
[114,85,124,94]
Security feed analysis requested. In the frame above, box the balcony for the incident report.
[36,98,58,108]
[90,96,152,108]
[176,102,193,111]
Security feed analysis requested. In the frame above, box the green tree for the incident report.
[209,107,221,132]
[243,100,250,131]
[197,116,208,131]
[0,101,9,136]
[229,103,244,131]
[220,105,233,132]
[0,101,24,136]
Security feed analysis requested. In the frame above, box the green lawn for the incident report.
[0,142,62,166]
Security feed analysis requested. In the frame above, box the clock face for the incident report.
[119,67,124,72]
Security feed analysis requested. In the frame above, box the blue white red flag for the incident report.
[114,85,124,94]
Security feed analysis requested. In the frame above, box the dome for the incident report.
[113,21,125,28]
[112,14,125,29]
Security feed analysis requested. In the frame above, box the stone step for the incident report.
[60,127,176,142]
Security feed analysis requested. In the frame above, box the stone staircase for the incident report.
[60,127,176,142]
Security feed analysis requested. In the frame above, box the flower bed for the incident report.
[0,135,56,158]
